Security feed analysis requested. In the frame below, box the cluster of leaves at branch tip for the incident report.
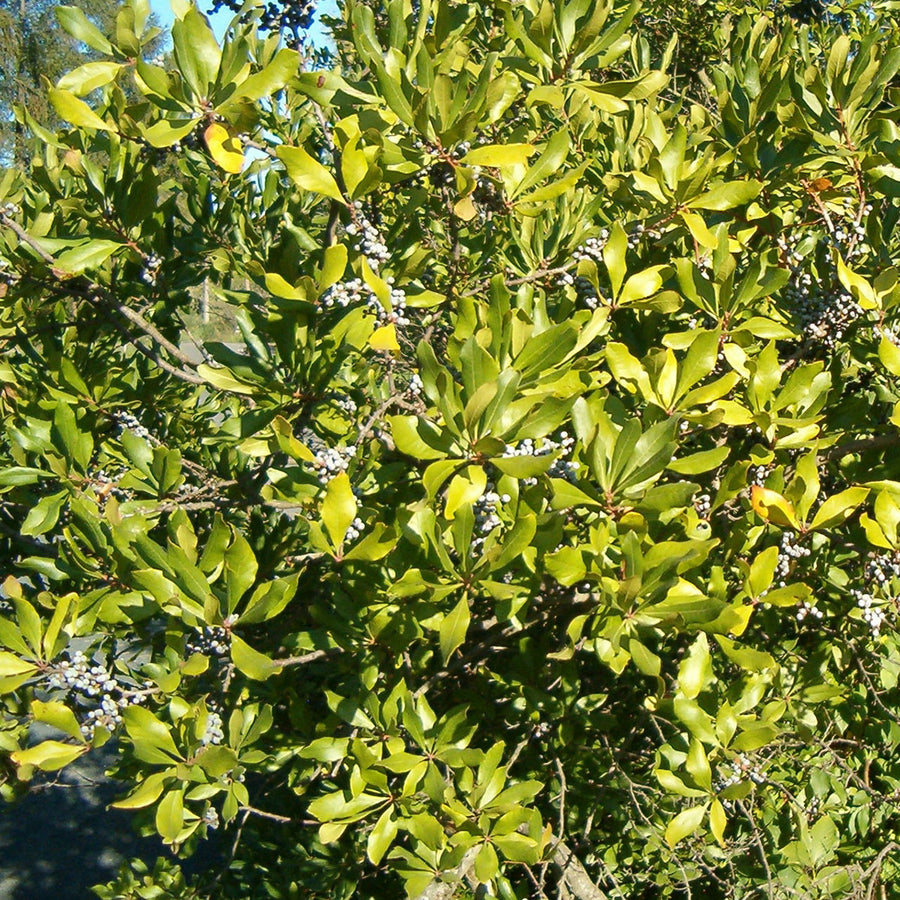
[4,0,900,898]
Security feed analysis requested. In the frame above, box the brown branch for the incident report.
[823,433,900,461]
[0,213,199,373]
[239,805,312,825]
[276,648,335,667]
[550,840,608,900]
[416,846,479,900]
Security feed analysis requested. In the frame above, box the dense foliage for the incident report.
[3,0,900,897]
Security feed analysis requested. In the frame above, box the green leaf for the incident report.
[57,62,124,97]
[710,799,727,846]
[277,145,344,202]
[665,804,708,847]
[111,772,170,809]
[367,806,399,864]
[156,790,185,843]
[686,739,712,791]
[56,7,114,54]
[440,597,470,663]
[0,652,38,678]
[31,700,84,742]
[222,48,299,106]
[171,8,221,98]
[688,181,762,211]
[322,472,358,548]
[123,706,181,759]
[54,240,122,275]
[445,467,487,520]
[12,740,87,772]
[678,633,712,699]
[511,128,570,198]
[474,841,499,882]
[240,574,298,625]
[232,635,281,681]
[809,486,869,531]
[48,88,113,132]
[21,491,67,536]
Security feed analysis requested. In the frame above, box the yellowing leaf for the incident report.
[681,211,718,249]
[750,486,800,529]
[265,272,307,300]
[710,799,727,846]
[461,143,535,167]
[369,325,400,353]
[204,123,244,174]
[321,472,357,548]
[445,466,487,520]
[11,740,87,771]
[453,195,478,221]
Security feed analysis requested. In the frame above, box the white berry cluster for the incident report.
[334,395,357,415]
[779,230,863,348]
[866,552,900,587]
[346,211,388,270]
[558,272,604,310]
[47,650,146,740]
[821,197,873,260]
[473,175,505,217]
[310,445,354,484]
[0,202,20,217]
[796,285,861,349]
[502,433,577,484]
[572,230,609,264]
[472,485,510,555]
[200,708,225,746]
[874,324,900,346]
[796,600,823,622]
[114,410,151,440]
[716,754,766,799]
[451,141,472,159]
[318,277,410,327]
[88,467,131,505]
[319,278,367,312]
[0,256,17,285]
[202,806,220,830]
[141,253,162,286]
[628,222,646,248]
[851,588,888,636]
[368,280,410,327]
[186,625,231,657]
[750,465,771,487]
[694,493,711,519]
[775,531,811,587]
[407,373,423,396]
[345,517,365,543]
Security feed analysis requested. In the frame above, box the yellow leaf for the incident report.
[710,799,727,846]
[369,325,400,353]
[204,123,244,174]
[750,486,800,529]
[453,195,478,221]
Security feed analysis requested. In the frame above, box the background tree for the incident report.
[4,2,900,899]
[0,0,164,168]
